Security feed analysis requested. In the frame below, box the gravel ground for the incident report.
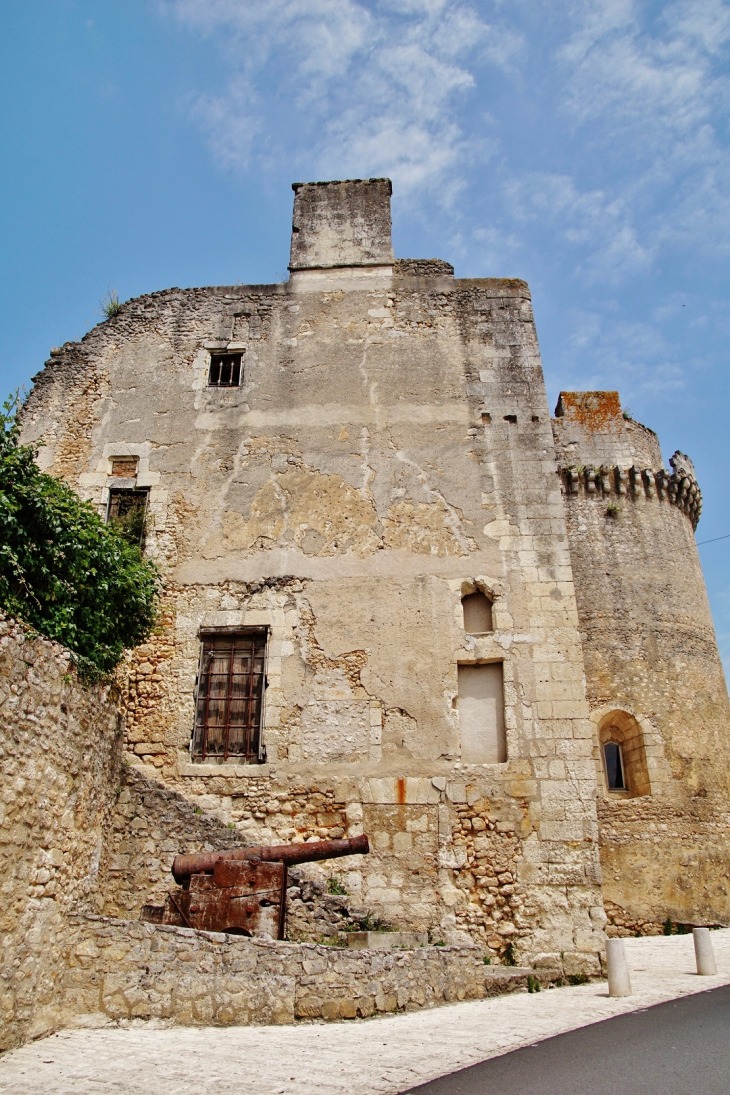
[1,931,729,1095]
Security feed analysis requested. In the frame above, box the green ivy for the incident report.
[0,393,161,674]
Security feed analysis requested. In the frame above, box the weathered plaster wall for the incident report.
[553,392,730,929]
[20,180,608,970]
[0,618,123,1051]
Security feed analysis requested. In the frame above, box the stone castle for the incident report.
[7,178,730,1032]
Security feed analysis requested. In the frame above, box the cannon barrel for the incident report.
[171,833,369,885]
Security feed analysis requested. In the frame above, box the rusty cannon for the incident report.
[141,834,369,939]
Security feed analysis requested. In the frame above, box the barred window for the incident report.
[192,631,266,762]
[208,352,242,387]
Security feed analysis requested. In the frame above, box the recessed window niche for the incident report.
[462,590,493,634]
[457,662,506,764]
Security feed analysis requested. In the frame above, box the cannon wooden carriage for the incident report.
[141,834,369,939]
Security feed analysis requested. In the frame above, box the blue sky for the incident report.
[1,0,728,673]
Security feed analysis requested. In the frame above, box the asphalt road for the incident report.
[402,984,730,1095]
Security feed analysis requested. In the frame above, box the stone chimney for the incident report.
[289,179,394,289]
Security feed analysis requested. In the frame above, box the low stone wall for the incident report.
[0,618,123,1051]
[58,915,559,1028]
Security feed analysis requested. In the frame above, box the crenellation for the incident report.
[557,458,703,530]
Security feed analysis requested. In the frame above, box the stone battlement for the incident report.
[559,451,702,529]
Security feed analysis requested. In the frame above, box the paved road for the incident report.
[403,984,730,1095]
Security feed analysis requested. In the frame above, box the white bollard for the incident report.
[693,927,718,975]
[606,938,632,997]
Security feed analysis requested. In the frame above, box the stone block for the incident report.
[347,932,428,950]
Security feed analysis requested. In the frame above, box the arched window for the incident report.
[462,591,493,634]
[599,711,650,797]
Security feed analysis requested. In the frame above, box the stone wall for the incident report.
[58,914,560,1029]
[0,618,123,1051]
[20,178,612,970]
[98,764,367,943]
[290,179,394,271]
[97,765,239,918]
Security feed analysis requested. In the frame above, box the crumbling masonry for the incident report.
[14,179,730,986]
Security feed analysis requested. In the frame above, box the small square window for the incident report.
[109,455,139,477]
[208,352,242,388]
[462,591,493,634]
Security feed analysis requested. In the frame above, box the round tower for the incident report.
[553,391,730,932]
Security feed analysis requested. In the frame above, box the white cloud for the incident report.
[165,0,730,278]
[502,171,653,282]
[548,307,687,399]
[556,0,730,250]
[164,0,518,196]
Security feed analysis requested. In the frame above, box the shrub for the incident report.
[0,393,160,674]
[100,289,123,319]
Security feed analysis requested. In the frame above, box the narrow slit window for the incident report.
[604,741,625,790]
[457,663,506,763]
[192,632,266,762]
[208,352,242,388]
[106,488,149,546]
[462,591,493,634]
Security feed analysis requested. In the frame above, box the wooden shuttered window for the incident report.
[192,631,267,762]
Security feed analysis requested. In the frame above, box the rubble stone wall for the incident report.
[58,914,558,1029]
[98,765,365,942]
[0,618,123,1051]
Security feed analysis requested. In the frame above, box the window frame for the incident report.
[105,486,150,547]
[191,628,268,764]
[603,740,627,792]
[207,351,243,388]
[598,711,651,798]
